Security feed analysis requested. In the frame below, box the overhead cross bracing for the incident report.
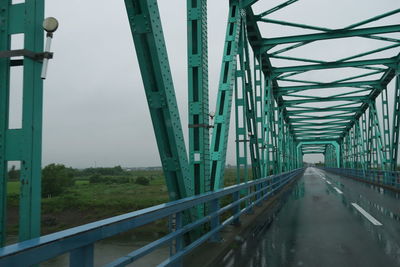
[241,1,400,173]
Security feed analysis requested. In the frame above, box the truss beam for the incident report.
[278,80,379,94]
[261,24,400,47]
[210,1,242,190]
[125,0,192,200]
[187,0,209,202]
[273,57,397,75]
[239,21,262,180]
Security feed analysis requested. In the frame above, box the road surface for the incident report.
[219,167,400,267]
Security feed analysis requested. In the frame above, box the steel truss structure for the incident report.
[124,0,400,216]
[0,0,399,247]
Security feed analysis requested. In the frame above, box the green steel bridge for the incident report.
[0,0,399,266]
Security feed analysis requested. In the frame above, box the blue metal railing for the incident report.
[322,167,400,190]
[0,168,304,267]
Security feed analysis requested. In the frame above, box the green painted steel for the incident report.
[262,73,278,175]
[369,103,389,170]
[0,0,10,247]
[0,0,44,246]
[234,26,249,185]
[238,20,261,180]
[273,57,397,75]
[125,0,192,200]
[355,121,367,172]
[254,56,264,176]
[392,65,400,170]
[381,87,391,168]
[234,65,249,185]
[209,1,242,190]
[187,0,209,218]
[260,24,400,47]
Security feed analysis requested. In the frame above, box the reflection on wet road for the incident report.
[219,167,400,267]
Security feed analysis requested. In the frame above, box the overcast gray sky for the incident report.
[9,0,398,168]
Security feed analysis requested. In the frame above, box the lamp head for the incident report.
[43,17,59,33]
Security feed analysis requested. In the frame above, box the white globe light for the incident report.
[43,17,59,33]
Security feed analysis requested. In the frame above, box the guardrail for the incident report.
[0,168,304,267]
[322,167,400,190]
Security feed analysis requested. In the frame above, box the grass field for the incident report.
[7,181,19,195]
[42,176,169,214]
[5,167,246,235]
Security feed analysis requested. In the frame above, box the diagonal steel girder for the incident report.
[125,0,192,200]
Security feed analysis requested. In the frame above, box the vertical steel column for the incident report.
[296,145,302,168]
[284,124,290,171]
[253,55,264,176]
[355,121,367,173]
[234,31,248,185]
[368,107,380,169]
[343,133,348,168]
[174,212,183,267]
[345,135,351,168]
[240,21,261,180]
[262,73,274,175]
[345,133,351,168]
[381,87,391,168]
[291,134,295,170]
[325,145,332,167]
[367,108,374,168]
[19,0,44,243]
[339,141,344,168]
[283,123,288,171]
[331,145,336,167]
[327,146,331,167]
[350,127,356,168]
[354,126,359,168]
[210,1,242,190]
[0,0,45,245]
[361,113,369,169]
[336,142,341,168]
[391,65,400,170]
[125,0,192,200]
[370,102,389,170]
[271,100,278,174]
[277,109,284,173]
[0,0,10,246]
[187,0,209,218]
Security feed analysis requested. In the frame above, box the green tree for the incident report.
[42,164,74,197]
[135,176,150,186]
[8,165,19,180]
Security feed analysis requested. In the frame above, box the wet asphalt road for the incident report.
[219,167,400,267]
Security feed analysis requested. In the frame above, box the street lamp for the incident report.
[41,17,59,79]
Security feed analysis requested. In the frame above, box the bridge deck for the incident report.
[219,167,400,267]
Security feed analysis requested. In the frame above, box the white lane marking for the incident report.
[351,203,383,226]
[334,187,343,194]
[326,181,332,185]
